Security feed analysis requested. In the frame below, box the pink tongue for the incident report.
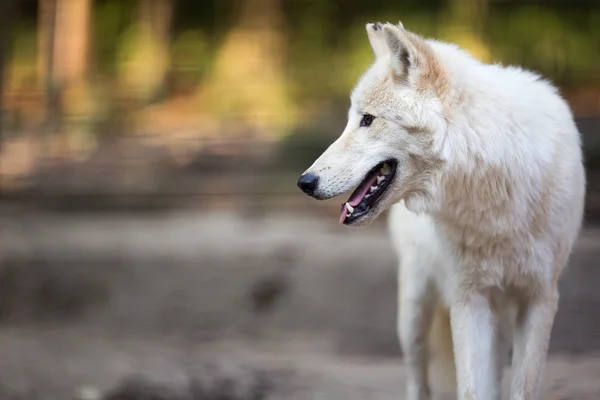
[339,174,379,224]
[339,206,349,224]
[348,174,379,206]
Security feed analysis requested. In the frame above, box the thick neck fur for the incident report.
[419,41,580,254]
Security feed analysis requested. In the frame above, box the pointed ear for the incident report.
[365,22,388,59]
[382,24,415,81]
[383,24,447,96]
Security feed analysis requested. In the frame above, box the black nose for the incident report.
[297,173,319,196]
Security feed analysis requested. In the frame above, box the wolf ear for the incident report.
[382,24,418,82]
[383,24,446,95]
[366,22,389,58]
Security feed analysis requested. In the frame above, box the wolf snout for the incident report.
[297,172,319,197]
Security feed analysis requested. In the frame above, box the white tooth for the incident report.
[381,163,391,175]
[370,186,377,193]
[346,204,354,213]
[347,213,352,217]
[376,176,385,185]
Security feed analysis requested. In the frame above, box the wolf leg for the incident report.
[509,286,558,400]
[494,310,514,399]
[398,255,436,400]
[450,290,499,400]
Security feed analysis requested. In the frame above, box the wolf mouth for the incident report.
[339,159,397,225]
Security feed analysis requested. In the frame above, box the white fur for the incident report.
[300,22,586,400]
[389,201,515,399]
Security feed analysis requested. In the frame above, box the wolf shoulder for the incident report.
[482,61,579,144]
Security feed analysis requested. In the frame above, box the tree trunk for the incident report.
[0,0,14,147]
[38,0,60,146]
[39,0,91,88]
[54,0,91,85]
[38,0,92,164]
[0,0,15,193]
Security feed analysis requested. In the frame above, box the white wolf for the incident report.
[297,22,585,400]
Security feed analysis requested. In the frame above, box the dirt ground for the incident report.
[0,209,600,399]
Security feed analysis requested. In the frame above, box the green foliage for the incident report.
[171,29,210,78]
[487,5,600,84]
[5,0,600,141]
[9,23,37,86]
[93,0,137,76]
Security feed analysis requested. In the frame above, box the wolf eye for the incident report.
[360,114,375,127]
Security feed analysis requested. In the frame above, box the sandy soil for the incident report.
[0,210,599,399]
[0,326,599,400]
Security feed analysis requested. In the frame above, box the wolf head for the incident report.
[297,22,450,226]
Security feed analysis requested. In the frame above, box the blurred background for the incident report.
[0,0,600,399]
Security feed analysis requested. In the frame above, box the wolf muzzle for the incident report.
[297,173,319,197]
